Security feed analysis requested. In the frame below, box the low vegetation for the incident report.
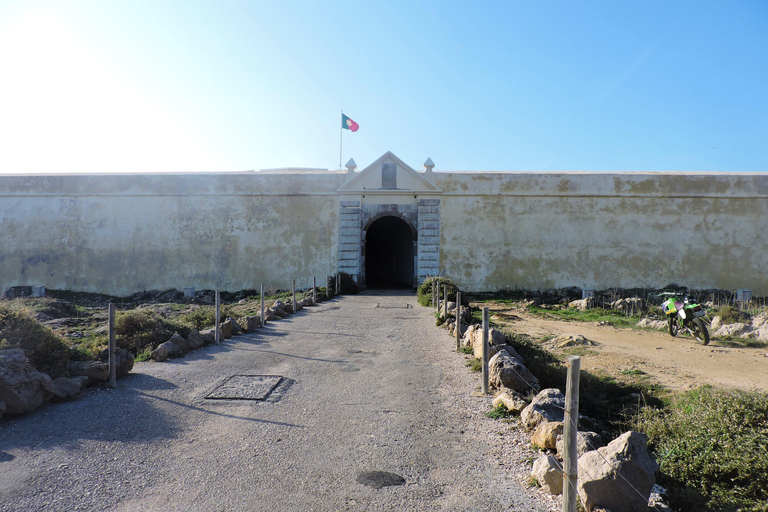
[0,304,71,378]
[417,277,462,307]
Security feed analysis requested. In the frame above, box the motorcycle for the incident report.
[660,290,710,345]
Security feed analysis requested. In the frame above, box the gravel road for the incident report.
[0,290,558,511]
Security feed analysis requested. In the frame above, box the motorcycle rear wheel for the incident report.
[691,317,710,345]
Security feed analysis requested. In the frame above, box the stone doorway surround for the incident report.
[336,152,441,287]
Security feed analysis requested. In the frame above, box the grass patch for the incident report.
[640,386,768,511]
[526,306,641,329]
[485,403,512,419]
[458,346,473,355]
[465,357,482,373]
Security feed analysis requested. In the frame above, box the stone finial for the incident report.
[424,157,435,174]
[345,158,357,173]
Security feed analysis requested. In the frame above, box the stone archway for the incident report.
[363,215,415,288]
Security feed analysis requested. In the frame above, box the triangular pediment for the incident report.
[338,152,441,194]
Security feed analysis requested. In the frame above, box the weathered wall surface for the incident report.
[2,162,767,296]
[435,172,768,293]
[0,172,345,296]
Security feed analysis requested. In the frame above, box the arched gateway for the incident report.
[337,152,441,289]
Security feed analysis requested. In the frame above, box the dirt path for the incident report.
[0,292,558,512]
[485,304,768,392]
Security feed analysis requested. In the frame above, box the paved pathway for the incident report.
[0,291,550,511]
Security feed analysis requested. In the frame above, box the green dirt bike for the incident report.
[660,291,710,345]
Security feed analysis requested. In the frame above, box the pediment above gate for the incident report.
[338,152,441,194]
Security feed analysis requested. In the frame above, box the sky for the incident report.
[0,0,766,174]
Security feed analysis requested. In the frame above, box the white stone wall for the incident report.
[2,165,767,295]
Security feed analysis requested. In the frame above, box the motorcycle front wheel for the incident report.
[668,317,678,337]
[691,317,710,345]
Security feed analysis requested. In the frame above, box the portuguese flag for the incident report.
[342,114,359,132]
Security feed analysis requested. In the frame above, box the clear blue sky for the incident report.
[1,0,766,173]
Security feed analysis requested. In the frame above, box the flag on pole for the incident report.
[342,113,359,132]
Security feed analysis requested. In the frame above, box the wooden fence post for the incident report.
[215,290,221,345]
[482,307,489,395]
[456,291,462,350]
[563,356,581,512]
[313,277,317,305]
[260,284,265,328]
[443,284,448,322]
[108,303,116,388]
[292,279,296,313]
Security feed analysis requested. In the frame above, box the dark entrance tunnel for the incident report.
[364,216,414,289]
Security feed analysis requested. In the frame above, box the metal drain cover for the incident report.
[205,375,283,400]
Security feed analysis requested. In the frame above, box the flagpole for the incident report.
[339,110,343,169]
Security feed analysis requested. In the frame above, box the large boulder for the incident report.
[532,455,563,495]
[714,322,750,338]
[557,431,605,459]
[237,316,259,334]
[521,388,565,430]
[462,324,480,348]
[150,341,183,362]
[637,318,667,330]
[0,349,55,414]
[219,320,233,339]
[98,348,135,377]
[264,308,277,321]
[224,317,240,336]
[492,389,528,414]
[578,431,659,512]
[51,376,89,401]
[199,328,216,345]
[568,297,595,311]
[472,328,507,359]
[488,349,539,393]
[187,329,205,350]
[68,360,109,384]
[168,333,189,353]
[532,421,563,450]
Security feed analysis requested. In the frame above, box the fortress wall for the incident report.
[0,172,345,296]
[436,172,768,293]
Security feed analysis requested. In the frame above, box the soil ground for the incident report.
[482,303,768,393]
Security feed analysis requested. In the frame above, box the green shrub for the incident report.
[640,387,768,511]
[417,277,463,307]
[179,306,216,330]
[0,305,71,378]
[331,272,359,295]
[712,304,741,324]
[114,309,190,355]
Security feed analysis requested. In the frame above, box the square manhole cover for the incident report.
[205,375,283,401]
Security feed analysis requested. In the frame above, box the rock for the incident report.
[220,320,233,339]
[168,333,189,353]
[521,388,565,430]
[578,431,659,512]
[0,349,55,414]
[187,329,205,350]
[637,318,667,330]
[556,431,605,459]
[68,360,109,384]
[531,455,563,495]
[51,376,89,401]
[237,316,259,333]
[710,315,722,330]
[488,349,539,393]
[462,324,480,348]
[752,313,768,329]
[199,328,217,344]
[546,334,594,349]
[492,390,528,413]
[225,317,240,335]
[714,322,750,338]
[532,421,564,450]
[150,341,182,362]
[752,325,768,343]
[568,297,595,311]
[265,307,277,321]
[611,297,643,314]
[472,328,508,359]
[98,348,135,377]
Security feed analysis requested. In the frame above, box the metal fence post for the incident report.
[336,273,341,295]
[215,290,221,345]
[108,303,116,388]
[443,284,448,322]
[260,284,265,328]
[563,356,581,512]
[292,279,296,313]
[482,307,489,395]
[456,291,462,350]
[312,276,317,305]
